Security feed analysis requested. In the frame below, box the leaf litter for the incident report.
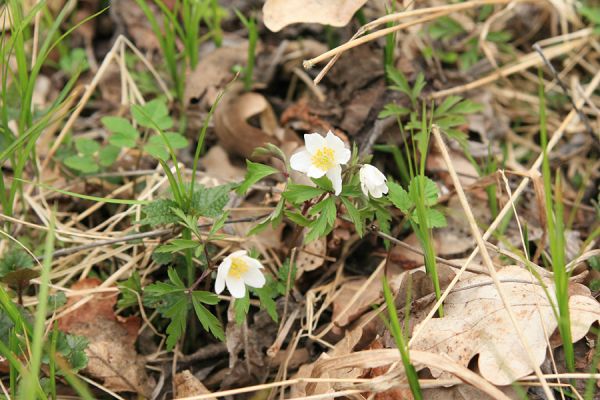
[2,0,600,399]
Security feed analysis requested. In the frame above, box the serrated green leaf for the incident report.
[237,160,279,195]
[411,208,447,228]
[117,271,142,309]
[340,198,364,237]
[64,155,98,173]
[388,181,413,213]
[283,184,325,204]
[144,132,188,160]
[311,176,334,192]
[192,183,235,218]
[138,199,179,226]
[74,138,99,156]
[378,103,410,119]
[284,210,311,227]
[408,176,439,206]
[192,290,220,305]
[305,196,336,242]
[155,239,200,253]
[254,284,278,322]
[163,295,188,350]
[191,295,224,341]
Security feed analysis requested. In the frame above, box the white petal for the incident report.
[307,165,326,178]
[370,185,384,198]
[380,182,389,195]
[325,131,350,164]
[360,179,369,197]
[215,258,231,294]
[326,165,343,195]
[225,276,246,298]
[244,256,264,270]
[290,150,312,173]
[229,250,247,258]
[364,165,386,184]
[243,265,266,288]
[304,133,326,154]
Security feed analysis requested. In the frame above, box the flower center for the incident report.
[228,257,249,279]
[311,147,335,171]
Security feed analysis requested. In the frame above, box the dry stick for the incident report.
[430,126,555,400]
[410,69,600,349]
[533,43,595,138]
[304,0,537,81]
[44,214,270,259]
[41,35,123,173]
[431,36,589,99]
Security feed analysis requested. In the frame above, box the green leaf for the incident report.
[311,176,334,192]
[131,98,173,130]
[103,116,139,148]
[237,160,279,195]
[412,208,447,228]
[284,210,311,227]
[163,294,189,350]
[412,72,426,99]
[386,65,411,96]
[74,138,99,156]
[254,284,278,322]
[144,132,188,160]
[117,271,142,309]
[388,181,413,213]
[56,333,89,373]
[192,290,220,305]
[305,196,336,242]
[155,239,200,253]
[64,155,98,173]
[234,293,250,324]
[282,184,325,204]
[378,103,410,119]
[191,293,225,341]
[340,198,364,237]
[98,145,120,167]
[408,176,439,206]
[192,183,236,218]
[138,199,179,226]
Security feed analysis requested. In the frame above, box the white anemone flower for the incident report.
[359,164,389,198]
[290,131,351,195]
[215,250,266,298]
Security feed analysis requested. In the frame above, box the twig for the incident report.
[44,214,270,259]
[532,43,595,138]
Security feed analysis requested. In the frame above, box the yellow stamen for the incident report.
[228,257,249,279]
[311,147,335,171]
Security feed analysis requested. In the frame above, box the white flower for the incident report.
[215,250,266,298]
[359,164,388,198]
[290,131,351,195]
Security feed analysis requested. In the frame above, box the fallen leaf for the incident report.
[296,238,327,276]
[411,265,600,385]
[263,0,368,32]
[201,145,246,182]
[174,370,211,398]
[214,83,299,159]
[184,43,248,108]
[58,279,153,395]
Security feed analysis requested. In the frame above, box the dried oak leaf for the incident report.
[411,265,600,385]
[174,370,211,398]
[58,279,152,396]
[214,83,299,159]
[263,0,368,32]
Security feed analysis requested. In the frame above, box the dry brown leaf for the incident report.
[184,43,248,107]
[411,265,600,385]
[422,385,520,400]
[296,238,327,275]
[58,279,153,395]
[174,370,210,398]
[201,145,246,182]
[263,0,368,32]
[214,83,299,159]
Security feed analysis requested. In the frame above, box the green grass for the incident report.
[539,71,574,373]
[382,276,423,400]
